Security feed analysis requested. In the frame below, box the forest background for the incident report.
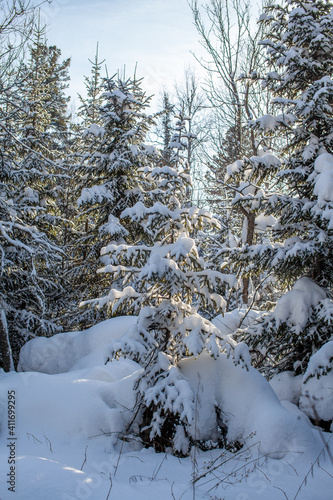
[0,0,333,451]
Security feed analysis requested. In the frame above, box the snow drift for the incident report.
[18,316,137,373]
[15,316,321,460]
[179,352,320,459]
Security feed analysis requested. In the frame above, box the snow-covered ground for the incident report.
[0,317,332,500]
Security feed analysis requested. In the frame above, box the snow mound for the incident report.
[300,343,333,423]
[16,316,321,461]
[179,353,320,459]
[280,400,314,428]
[269,347,333,426]
[0,359,141,445]
[18,316,137,374]
[300,371,333,423]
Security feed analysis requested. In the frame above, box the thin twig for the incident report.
[238,272,273,330]
[80,445,88,471]
[273,485,289,500]
[43,433,53,453]
[193,442,259,483]
[293,437,332,500]
[26,432,42,444]
[114,438,125,476]
[150,453,168,482]
[105,474,112,500]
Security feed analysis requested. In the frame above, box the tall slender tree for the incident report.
[190,0,271,305]
[77,42,105,128]
[74,73,156,328]
[0,6,68,370]
[15,21,72,325]
[233,0,333,378]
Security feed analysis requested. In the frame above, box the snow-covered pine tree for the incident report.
[15,22,72,330]
[89,112,239,453]
[49,45,107,331]
[74,73,156,328]
[77,43,105,128]
[17,21,71,211]
[232,1,333,382]
[0,15,69,370]
[0,143,63,370]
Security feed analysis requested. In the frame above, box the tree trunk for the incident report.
[241,210,256,306]
[0,309,14,372]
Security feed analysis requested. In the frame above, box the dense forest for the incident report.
[0,1,332,494]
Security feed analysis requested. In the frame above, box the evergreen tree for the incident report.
[50,45,107,331]
[154,90,174,163]
[0,149,62,370]
[18,22,71,161]
[15,22,72,328]
[88,115,238,453]
[233,0,333,379]
[77,42,105,128]
[74,73,156,328]
[15,19,72,249]
[0,8,68,370]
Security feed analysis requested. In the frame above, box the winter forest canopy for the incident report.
[0,0,333,499]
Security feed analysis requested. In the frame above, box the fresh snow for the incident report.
[273,277,327,333]
[18,316,137,373]
[1,316,331,499]
[179,352,320,459]
[269,371,302,405]
[83,123,105,138]
[304,341,333,381]
[255,213,277,230]
[300,368,333,423]
[212,308,263,335]
[300,342,333,423]
[314,152,333,205]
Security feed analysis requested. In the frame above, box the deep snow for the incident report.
[0,316,332,500]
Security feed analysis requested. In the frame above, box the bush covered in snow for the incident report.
[240,278,333,377]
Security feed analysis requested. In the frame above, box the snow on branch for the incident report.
[304,341,333,382]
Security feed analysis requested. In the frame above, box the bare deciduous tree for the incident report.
[190,0,271,305]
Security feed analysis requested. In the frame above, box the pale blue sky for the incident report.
[40,0,205,108]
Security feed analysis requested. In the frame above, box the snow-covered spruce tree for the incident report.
[48,46,106,332]
[0,13,66,370]
[46,46,106,332]
[14,23,72,330]
[0,151,63,370]
[17,22,71,211]
[88,113,239,453]
[0,94,63,370]
[74,74,156,328]
[77,43,105,128]
[232,1,333,381]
